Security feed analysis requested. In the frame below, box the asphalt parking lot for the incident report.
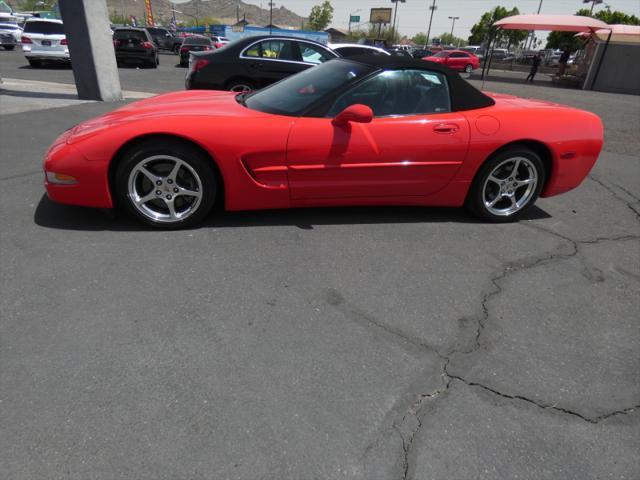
[1,47,639,479]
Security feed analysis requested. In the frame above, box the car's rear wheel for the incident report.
[226,79,255,93]
[115,139,217,229]
[27,58,41,67]
[464,64,473,73]
[466,146,545,222]
[4,45,15,50]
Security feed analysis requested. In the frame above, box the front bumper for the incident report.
[43,131,113,208]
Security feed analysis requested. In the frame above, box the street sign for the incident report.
[370,8,392,24]
[350,15,360,23]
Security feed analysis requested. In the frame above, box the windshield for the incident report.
[434,51,449,58]
[244,59,376,116]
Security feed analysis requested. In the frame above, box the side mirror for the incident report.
[331,104,373,127]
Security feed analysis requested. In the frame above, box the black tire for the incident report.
[464,64,473,73]
[465,146,545,223]
[4,45,15,50]
[226,78,255,93]
[173,44,180,54]
[114,139,218,229]
[28,58,41,67]
[156,54,160,66]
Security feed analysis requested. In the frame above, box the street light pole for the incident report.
[269,1,275,35]
[448,16,459,40]
[426,0,437,48]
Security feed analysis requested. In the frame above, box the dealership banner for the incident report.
[144,0,154,26]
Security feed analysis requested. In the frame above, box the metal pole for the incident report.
[426,0,437,47]
[392,0,399,39]
[448,16,459,40]
[269,1,274,34]
[591,28,611,90]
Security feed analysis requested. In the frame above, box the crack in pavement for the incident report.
[589,174,640,221]
[0,170,42,182]
[325,226,640,479]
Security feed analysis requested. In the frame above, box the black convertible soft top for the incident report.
[344,54,495,112]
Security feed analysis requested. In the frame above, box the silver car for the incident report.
[21,18,69,67]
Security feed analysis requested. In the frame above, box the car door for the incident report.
[240,39,303,89]
[286,69,470,199]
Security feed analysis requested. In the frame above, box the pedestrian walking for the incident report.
[558,47,571,76]
[526,53,541,82]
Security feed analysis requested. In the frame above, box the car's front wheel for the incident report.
[115,139,218,229]
[226,79,255,93]
[4,45,15,50]
[466,146,545,222]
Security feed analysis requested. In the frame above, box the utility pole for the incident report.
[426,0,437,48]
[448,16,459,42]
[583,0,603,15]
[269,1,274,34]
[527,0,543,49]
[391,0,405,40]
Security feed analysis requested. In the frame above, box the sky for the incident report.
[178,0,640,38]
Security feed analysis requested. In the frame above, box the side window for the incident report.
[258,40,296,61]
[450,52,468,58]
[244,42,261,57]
[298,42,334,64]
[328,69,451,117]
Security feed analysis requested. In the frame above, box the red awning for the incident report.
[494,14,609,32]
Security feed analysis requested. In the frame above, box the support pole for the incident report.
[426,0,437,47]
[590,28,612,90]
[392,1,399,39]
[58,0,121,101]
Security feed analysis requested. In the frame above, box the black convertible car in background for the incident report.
[185,35,338,92]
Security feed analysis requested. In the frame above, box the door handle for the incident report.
[433,123,459,134]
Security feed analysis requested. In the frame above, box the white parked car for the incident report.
[0,22,22,50]
[210,36,230,48]
[328,43,390,58]
[21,18,69,67]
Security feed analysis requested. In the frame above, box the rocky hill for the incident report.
[105,0,307,29]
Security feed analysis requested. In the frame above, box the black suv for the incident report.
[113,28,159,68]
[146,27,182,53]
[185,35,338,92]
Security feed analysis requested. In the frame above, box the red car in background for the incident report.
[424,50,480,73]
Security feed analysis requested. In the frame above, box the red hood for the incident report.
[95,90,266,122]
[67,90,269,143]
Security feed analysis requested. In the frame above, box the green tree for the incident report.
[468,6,527,47]
[437,32,468,47]
[412,33,427,46]
[546,7,640,49]
[307,1,334,31]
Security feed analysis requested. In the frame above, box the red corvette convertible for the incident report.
[44,56,603,229]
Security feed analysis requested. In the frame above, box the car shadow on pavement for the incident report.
[33,194,551,232]
[18,63,72,70]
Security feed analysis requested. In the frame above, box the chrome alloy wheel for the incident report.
[482,156,538,216]
[127,155,203,223]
